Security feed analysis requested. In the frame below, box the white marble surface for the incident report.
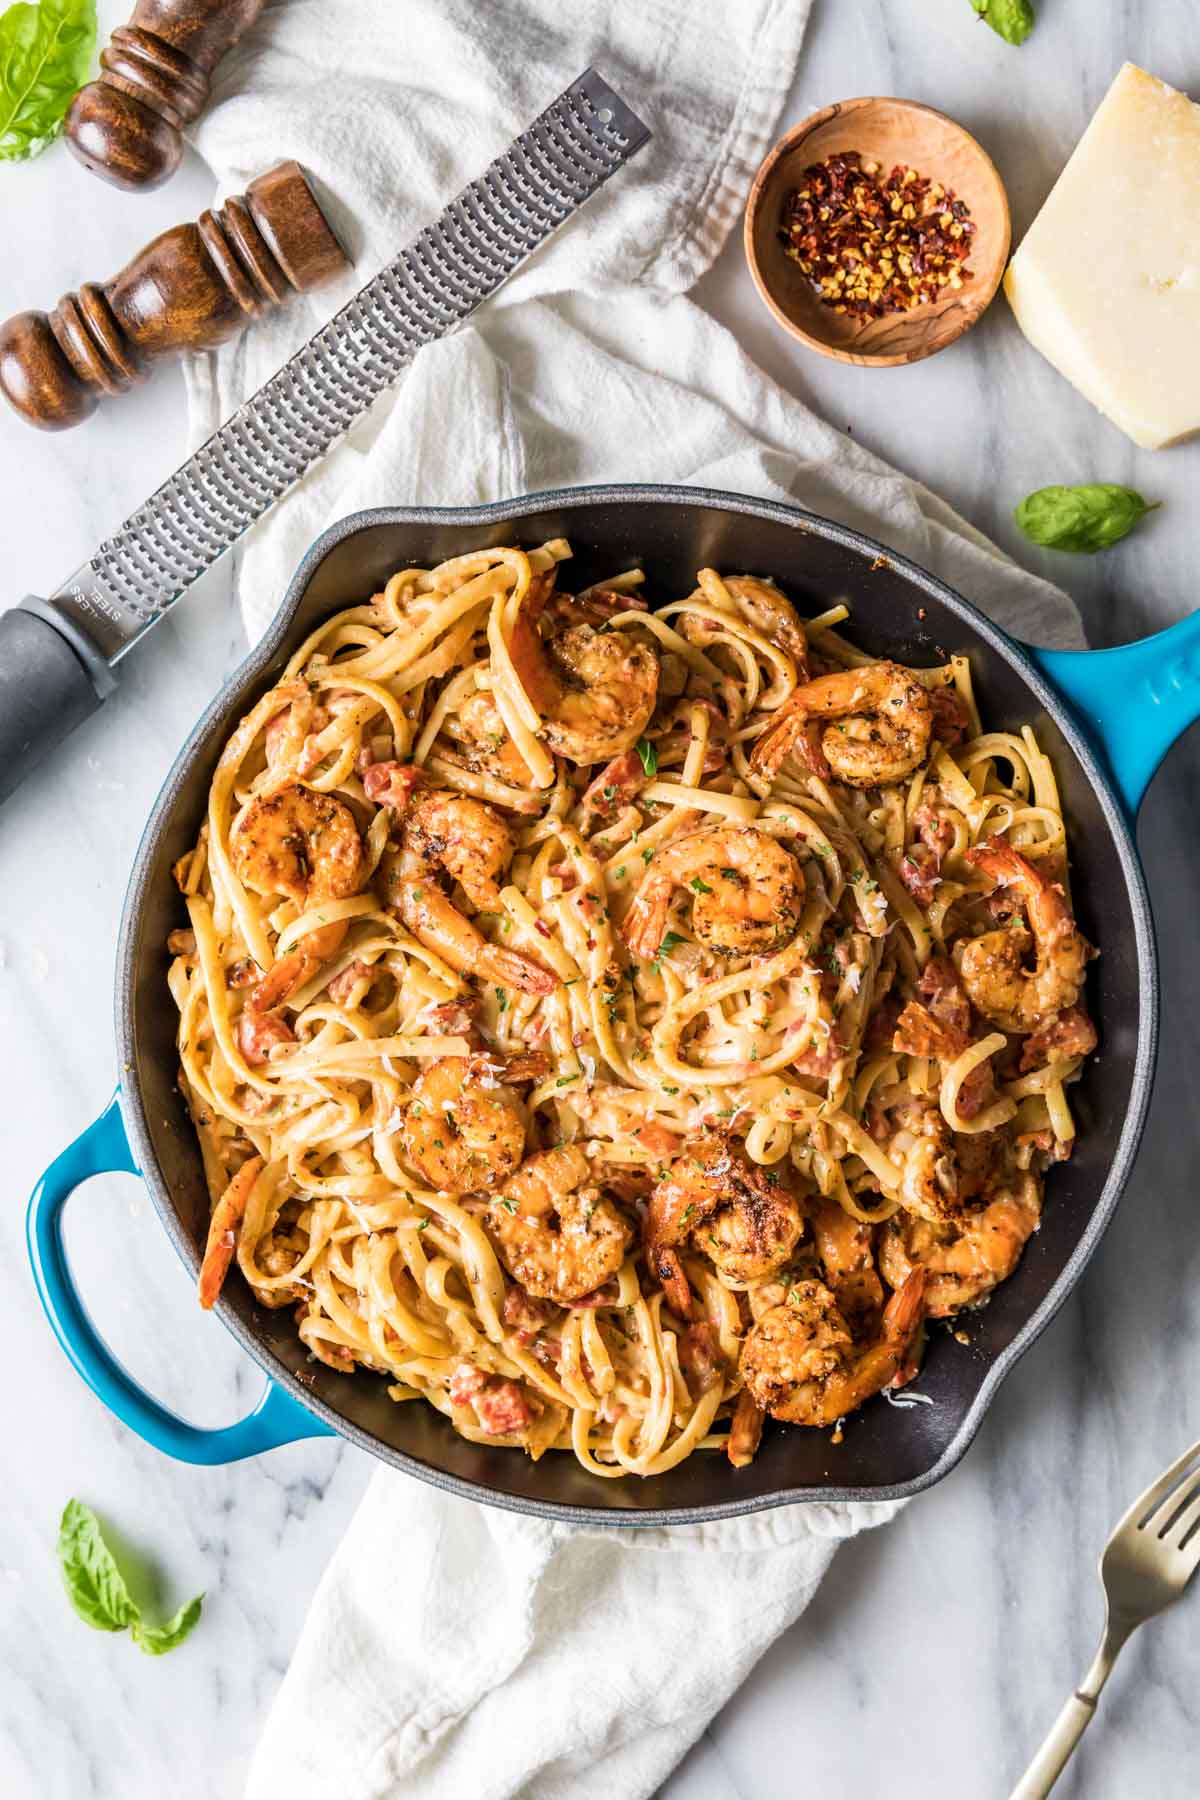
[2,2,1199,1796]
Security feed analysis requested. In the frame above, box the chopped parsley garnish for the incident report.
[636,737,658,777]
[603,784,617,800]
[555,1074,579,1088]
[416,1217,431,1231]
[651,930,685,973]
[689,876,713,895]
[642,847,653,865]
[615,866,627,880]
[498,1197,518,1214]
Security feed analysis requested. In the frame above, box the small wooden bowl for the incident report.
[745,97,1011,368]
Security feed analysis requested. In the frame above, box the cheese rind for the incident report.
[1004,63,1200,450]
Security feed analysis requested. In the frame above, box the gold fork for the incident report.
[1011,1436,1200,1797]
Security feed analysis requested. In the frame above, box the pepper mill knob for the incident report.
[0,162,348,431]
[65,0,268,191]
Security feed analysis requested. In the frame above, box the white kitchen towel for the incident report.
[177,3,1085,1797]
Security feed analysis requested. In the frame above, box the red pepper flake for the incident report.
[779,151,975,320]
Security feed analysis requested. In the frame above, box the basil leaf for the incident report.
[57,1499,205,1656]
[969,0,1034,45]
[635,737,657,777]
[0,0,97,162]
[133,1594,204,1657]
[57,1499,138,1633]
[1014,483,1159,554]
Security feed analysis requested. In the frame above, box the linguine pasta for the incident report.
[168,542,1097,1476]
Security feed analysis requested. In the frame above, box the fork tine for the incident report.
[1130,1437,1200,1534]
[1164,1482,1200,1551]
[1154,1470,1200,1540]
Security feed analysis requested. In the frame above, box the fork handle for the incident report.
[1010,1627,1128,1799]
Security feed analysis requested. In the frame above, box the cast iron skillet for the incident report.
[29,485,1200,1523]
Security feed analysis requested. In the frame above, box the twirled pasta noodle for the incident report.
[168,545,1096,1475]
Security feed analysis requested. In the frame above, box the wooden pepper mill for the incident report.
[0,162,348,431]
[65,0,268,190]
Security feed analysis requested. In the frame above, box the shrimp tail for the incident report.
[653,1245,693,1319]
[504,1051,553,1083]
[249,920,348,1012]
[622,890,669,962]
[750,703,831,782]
[198,1156,264,1309]
[883,1265,928,1388]
[727,1388,765,1469]
[482,944,559,997]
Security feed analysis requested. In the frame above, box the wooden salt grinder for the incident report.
[0,162,348,431]
[65,0,268,190]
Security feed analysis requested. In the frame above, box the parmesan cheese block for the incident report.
[1004,63,1200,449]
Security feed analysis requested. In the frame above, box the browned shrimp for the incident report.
[646,1137,805,1319]
[739,1268,927,1427]
[401,1052,548,1194]
[958,838,1093,1033]
[507,585,659,765]
[751,661,933,788]
[198,1156,264,1309]
[623,824,806,961]
[485,1146,632,1305]
[438,688,543,799]
[808,1193,884,1326]
[681,573,810,666]
[878,1171,1041,1316]
[373,779,556,995]
[231,783,363,1016]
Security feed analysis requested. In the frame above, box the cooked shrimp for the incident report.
[231,782,363,1012]
[198,1156,264,1309]
[888,1101,962,1225]
[377,784,556,995]
[623,824,806,960]
[440,688,542,792]
[740,1268,927,1427]
[878,1171,1041,1316]
[401,1052,548,1194]
[485,1146,632,1305]
[808,1193,883,1325]
[750,661,933,788]
[958,838,1093,1033]
[507,586,659,765]
[646,1137,805,1318]
[682,574,810,667]
[232,781,362,910]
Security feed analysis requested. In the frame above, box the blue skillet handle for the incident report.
[1031,610,1200,818]
[27,1093,335,1464]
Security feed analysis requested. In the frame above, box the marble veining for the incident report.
[2,2,1198,1796]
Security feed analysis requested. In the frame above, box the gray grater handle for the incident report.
[0,603,115,805]
[2,67,649,809]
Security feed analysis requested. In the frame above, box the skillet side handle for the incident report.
[1030,611,1200,818]
[27,1092,336,1464]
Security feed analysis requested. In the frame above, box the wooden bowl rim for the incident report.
[743,95,1011,368]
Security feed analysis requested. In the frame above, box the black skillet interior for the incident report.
[118,488,1153,1523]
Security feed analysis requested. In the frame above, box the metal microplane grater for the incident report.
[0,68,650,805]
